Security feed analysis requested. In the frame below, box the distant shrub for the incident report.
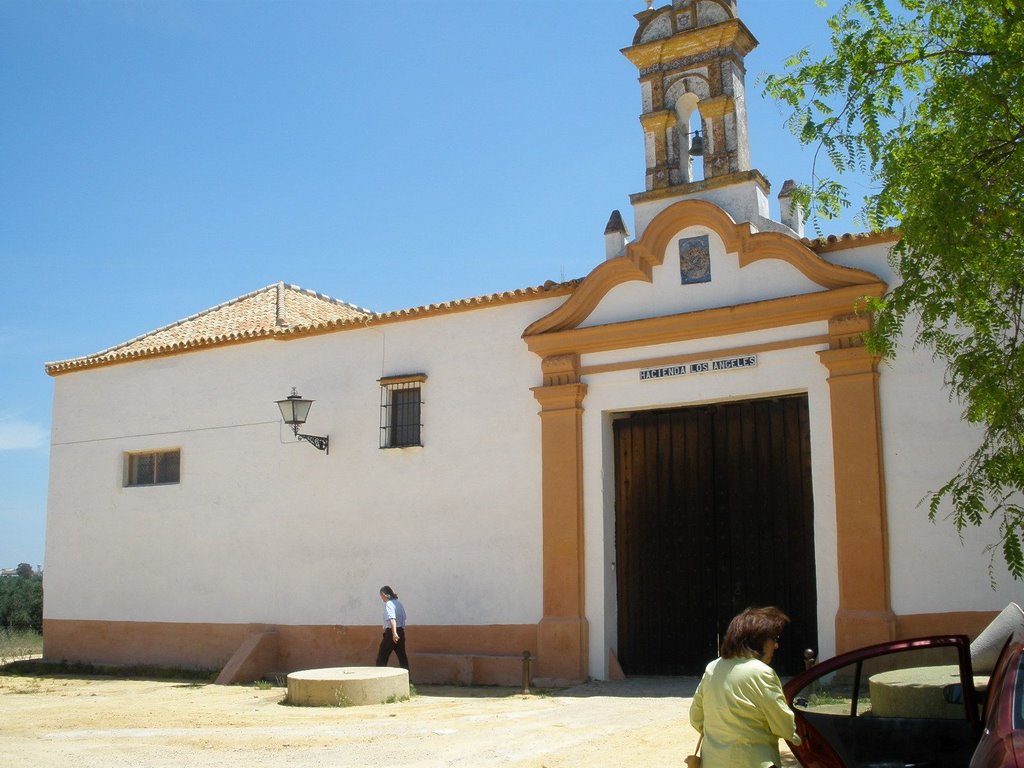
[0,574,42,632]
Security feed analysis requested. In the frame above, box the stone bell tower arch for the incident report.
[622,1,770,236]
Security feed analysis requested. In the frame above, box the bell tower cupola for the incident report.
[623,1,788,238]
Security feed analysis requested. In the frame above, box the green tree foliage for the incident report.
[763,0,1024,580]
[0,572,43,631]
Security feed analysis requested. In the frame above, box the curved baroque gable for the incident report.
[524,199,885,337]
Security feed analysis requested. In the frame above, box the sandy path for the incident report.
[0,674,799,767]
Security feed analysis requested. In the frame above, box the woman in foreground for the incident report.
[689,606,801,767]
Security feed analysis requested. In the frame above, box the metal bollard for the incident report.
[521,651,532,694]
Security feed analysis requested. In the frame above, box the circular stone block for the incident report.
[868,664,986,719]
[286,666,409,707]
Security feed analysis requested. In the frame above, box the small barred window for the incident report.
[379,374,425,448]
[125,449,180,486]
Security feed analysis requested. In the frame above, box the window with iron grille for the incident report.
[379,374,425,448]
[125,449,180,486]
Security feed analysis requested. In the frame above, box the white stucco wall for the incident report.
[824,242,1021,612]
[44,298,561,628]
[875,333,1021,612]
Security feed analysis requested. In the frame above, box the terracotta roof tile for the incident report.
[803,228,899,253]
[45,282,372,375]
[45,279,581,375]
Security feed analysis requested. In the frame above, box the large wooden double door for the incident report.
[613,395,817,675]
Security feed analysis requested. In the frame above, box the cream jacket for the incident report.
[689,656,801,768]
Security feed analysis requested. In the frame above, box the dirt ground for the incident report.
[0,671,801,768]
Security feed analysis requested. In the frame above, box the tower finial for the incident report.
[645,0,653,8]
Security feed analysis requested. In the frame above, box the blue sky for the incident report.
[0,1,869,569]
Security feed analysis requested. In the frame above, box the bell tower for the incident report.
[622,1,779,237]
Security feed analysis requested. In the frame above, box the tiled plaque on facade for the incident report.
[679,234,711,284]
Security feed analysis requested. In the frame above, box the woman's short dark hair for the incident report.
[720,606,790,659]
[380,585,398,600]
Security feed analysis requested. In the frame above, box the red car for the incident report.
[783,630,1024,767]
[972,635,1024,767]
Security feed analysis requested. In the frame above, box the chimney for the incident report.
[777,179,805,238]
[604,210,630,260]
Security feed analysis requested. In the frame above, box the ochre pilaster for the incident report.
[531,359,588,682]
[818,314,895,652]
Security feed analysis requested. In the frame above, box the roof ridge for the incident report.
[275,281,287,327]
[280,282,374,318]
[85,283,287,359]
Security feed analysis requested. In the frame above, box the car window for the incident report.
[790,642,981,768]
[793,644,972,718]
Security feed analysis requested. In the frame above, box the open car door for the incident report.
[783,635,982,768]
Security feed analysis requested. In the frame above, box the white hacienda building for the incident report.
[43,0,1018,685]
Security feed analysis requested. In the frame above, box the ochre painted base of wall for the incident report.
[42,619,539,687]
[42,610,1003,686]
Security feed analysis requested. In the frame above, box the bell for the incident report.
[689,131,704,157]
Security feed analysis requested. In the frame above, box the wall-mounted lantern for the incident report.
[275,388,329,454]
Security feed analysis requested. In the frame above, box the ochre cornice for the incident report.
[629,169,771,206]
[621,18,757,72]
[531,381,588,411]
[639,110,676,131]
[523,199,886,340]
[524,283,885,359]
